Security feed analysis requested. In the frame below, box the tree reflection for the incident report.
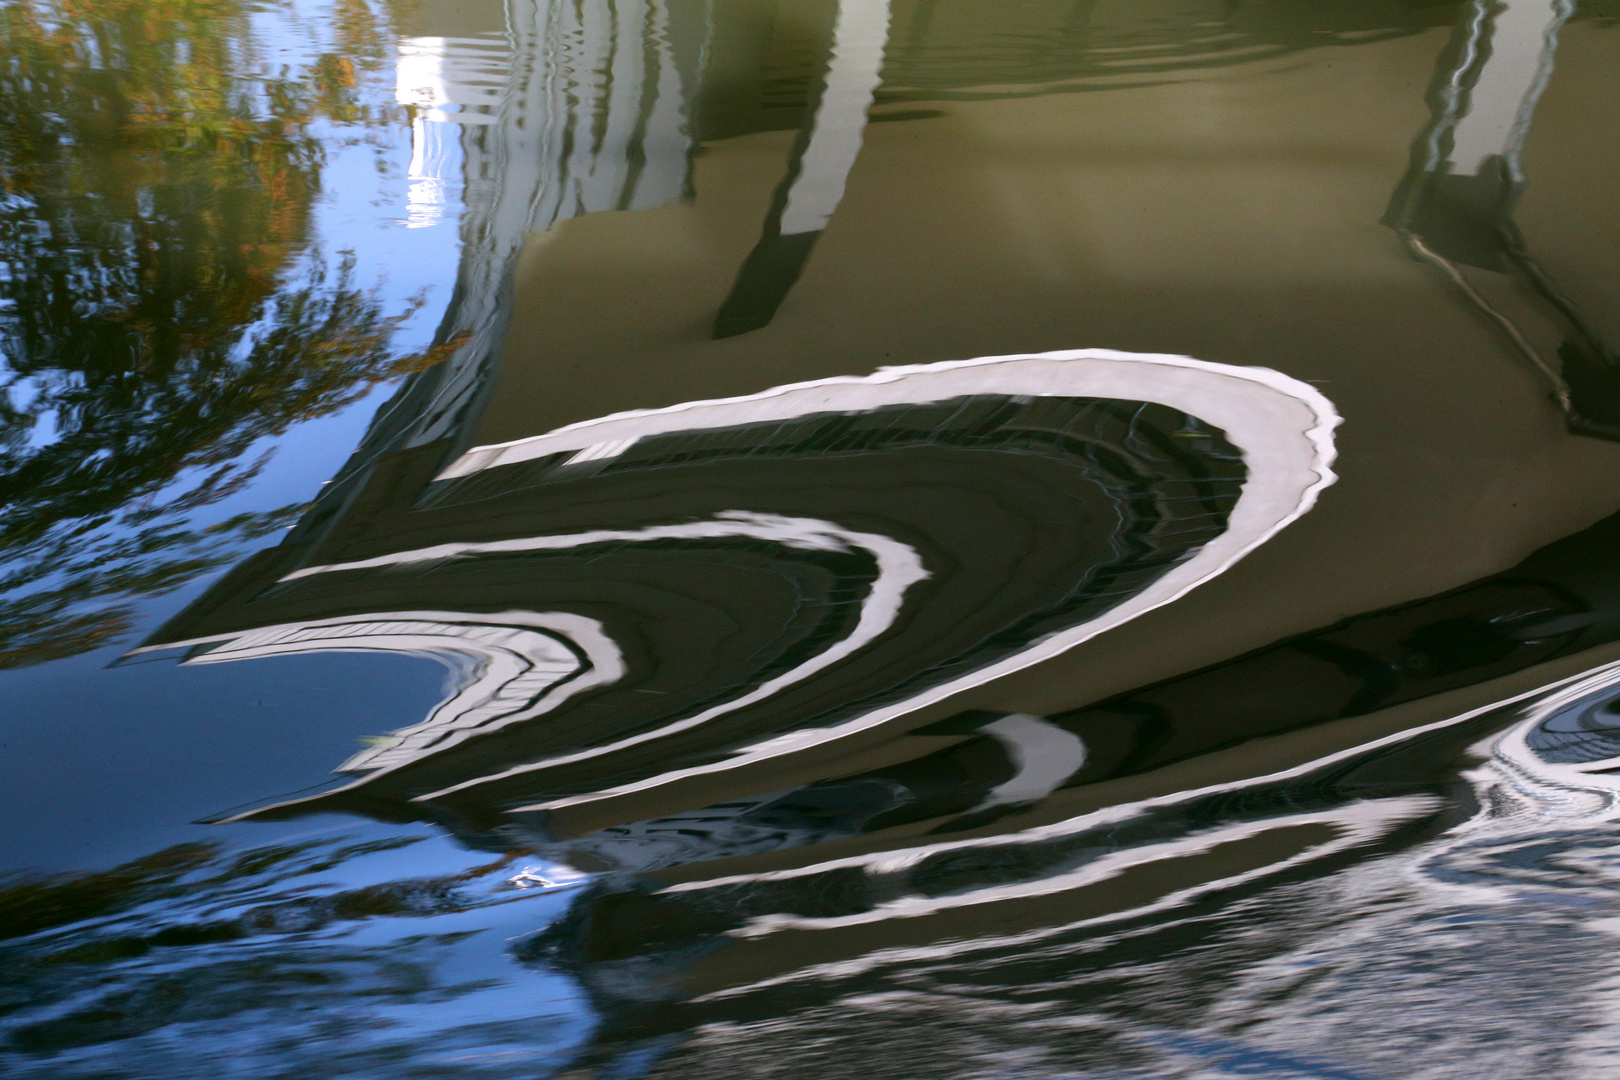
[0,0,455,665]
[0,833,587,1074]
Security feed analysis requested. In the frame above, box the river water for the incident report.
[4,1,1620,1076]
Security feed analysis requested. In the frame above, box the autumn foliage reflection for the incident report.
[0,0,457,665]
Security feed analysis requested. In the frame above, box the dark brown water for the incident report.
[5,0,1620,1076]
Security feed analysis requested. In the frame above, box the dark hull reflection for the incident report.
[498,500,1620,1065]
[130,338,1620,1069]
[539,692,1620,1080]
[141,353,1338,833]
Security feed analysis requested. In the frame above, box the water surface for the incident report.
[4,0,1620,1076]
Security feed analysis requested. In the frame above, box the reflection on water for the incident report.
[155,352,1331,837]
[5,0,1620,1076]
[0,828,593,1074]
[0,0,456,667]
[1385,0,1620,435]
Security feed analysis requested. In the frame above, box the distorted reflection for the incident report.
[713,0,891,337]
[5,1,1620,1078]
[0,0,461,667]
[0,829,594,1073]
[138,352,1334,832]
[1388,0,1620,435]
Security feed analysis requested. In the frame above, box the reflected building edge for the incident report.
[336,0,709,495]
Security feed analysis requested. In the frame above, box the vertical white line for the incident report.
[631,0,693,210]
[778,0,892,236]
[589,0,645,208]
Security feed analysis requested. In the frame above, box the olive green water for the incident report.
[4,1,1620,1077]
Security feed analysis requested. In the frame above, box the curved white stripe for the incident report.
[660,665,1601,899]
[713,663,1620,997]
[188,616,583,772]
[442,351,1339,815]
[978,713,1088,808]
[208,515,923,806]
[728,797,1436,940]
[130,611,623,808]
[438,350,1338,491]
[1492,660,1620,797]
[402,514,929,800]
[142,515,926,822]
[695,796,1439,1002]
[161,352,1337,822]
[278,510,915,584]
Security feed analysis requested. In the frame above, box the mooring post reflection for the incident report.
[1387,0,1620,437]
[4,1,1620,1077]
[712,0,892,338]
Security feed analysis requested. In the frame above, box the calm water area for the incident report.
[3,0,1620,1076]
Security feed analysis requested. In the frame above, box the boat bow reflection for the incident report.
[139,351,1336,841]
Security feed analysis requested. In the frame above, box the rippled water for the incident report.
[4,0,1620,1076]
